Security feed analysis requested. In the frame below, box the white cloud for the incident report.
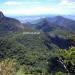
[2,6,56,15]
[59,0,75,6]
[4,1,41,6]
[59,0,69,5]
[4,1,23,5]
[2,5,72,16]
[1,0,75,15]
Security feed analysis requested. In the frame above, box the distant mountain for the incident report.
[27,17,69,35]
[0,11,24,36]
[34,18,62,32]
[14,16,44,23]
[13,15,55,23]
[63,15,75,21]
[14,15,75,31]
[50,16,75,31]
[0,12,75,37]
[27,16,75,33]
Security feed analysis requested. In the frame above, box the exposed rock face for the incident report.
[0,11,4,19]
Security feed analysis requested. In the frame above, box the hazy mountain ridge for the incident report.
[0,12,75,37]
[50,16,75,31]
[25,16,75,33]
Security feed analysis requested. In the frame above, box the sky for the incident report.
[0,0,75,16]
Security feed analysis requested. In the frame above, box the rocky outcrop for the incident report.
[0,11,4,19]
[0,11,24,36]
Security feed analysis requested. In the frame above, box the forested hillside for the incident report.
[0,12,75,75]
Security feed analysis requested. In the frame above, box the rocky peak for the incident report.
[0,11,4,19]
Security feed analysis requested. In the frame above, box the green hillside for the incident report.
[0,30,75,75]
[0,13,75,75]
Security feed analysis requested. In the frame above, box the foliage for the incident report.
[0,32,75,75]
[0,58,16,75]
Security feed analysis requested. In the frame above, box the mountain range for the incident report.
[0,11,75,75]
[26,16,75,33]
[0,11,75,35]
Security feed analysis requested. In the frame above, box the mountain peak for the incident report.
[0,11,4,18]
[55,16,64,19]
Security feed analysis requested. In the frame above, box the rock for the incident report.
[0,11,4,19]
[0,11,24,36]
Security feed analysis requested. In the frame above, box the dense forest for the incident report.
[0,32,75,75]
[0,12,75,75]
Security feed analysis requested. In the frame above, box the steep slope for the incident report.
[35,18,62,32]
[0,29,73,74]
[0,14,75,74]
[26,16,75,33]
[28,17,72,37]
[50,16,75,32]
[0,11,24,36]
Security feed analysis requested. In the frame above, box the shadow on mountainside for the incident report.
[44,33,71,49]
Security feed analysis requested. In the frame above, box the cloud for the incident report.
[59,0,75,6]
[4,1,41,6]
[4,1,23,5]
[2,6,56,15]
[67,0,75,2]
[2,5,72,16]
[1,0,75,15]
[58,0,75,9]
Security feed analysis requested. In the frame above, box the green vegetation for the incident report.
[0,32,75,75]
[0,12,75,75]
[0,58,16,75]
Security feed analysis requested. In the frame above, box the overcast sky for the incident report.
[0,0,75,16]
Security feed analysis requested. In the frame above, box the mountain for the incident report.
[13,15,55,23]
[25,17,72,38]
[34,18,63,32]
[27,16,75,34]
[14,16,44,23]
[0,11,24,36]
[0,13,75,75]
[63,15,75,21]
[50,16,75,32]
